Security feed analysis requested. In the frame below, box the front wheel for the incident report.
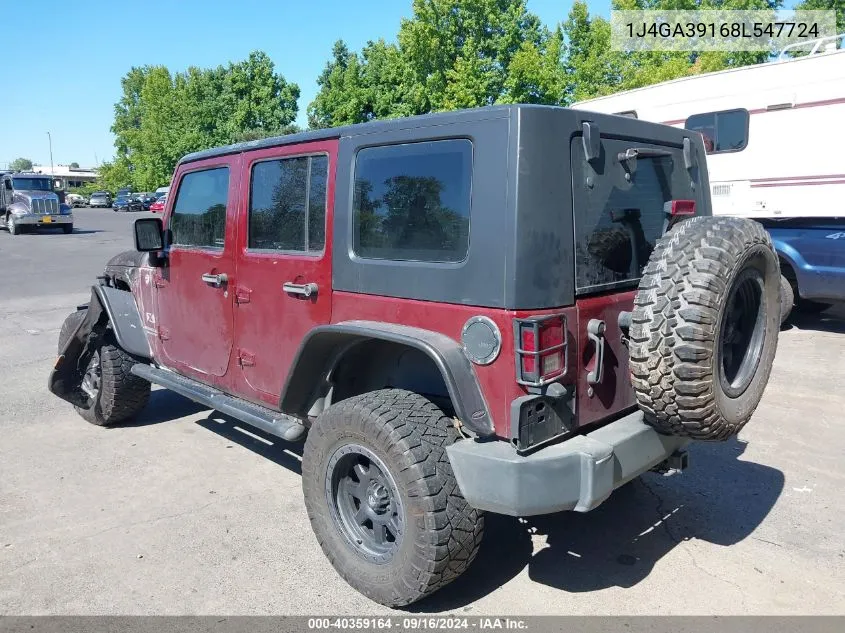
[7,215,20,235]
[302,389,483,607]
[58,311,150,426]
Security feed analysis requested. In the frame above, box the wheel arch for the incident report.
[49,285,151,405]
[281,321,495,438]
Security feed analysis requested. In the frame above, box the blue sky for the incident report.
[2,0,612,168]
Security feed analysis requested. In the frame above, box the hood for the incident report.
[106,250,146,269]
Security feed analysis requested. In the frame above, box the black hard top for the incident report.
[180,105,518,164]
[180,104,694,165]
[180,104,709,310]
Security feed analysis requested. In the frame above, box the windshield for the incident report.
[12,177,51,191]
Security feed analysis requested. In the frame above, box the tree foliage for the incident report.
[795,0,845,32]
[308,0,567,128]
[10,157,33,171]
[110,51,299,191]
[308,0,801,127]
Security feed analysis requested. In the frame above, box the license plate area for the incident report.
[41,216,53,223]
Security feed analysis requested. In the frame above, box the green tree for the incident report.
[110,52,299,191]
[308,0,566,128]
[794,0,844,33]
[10,157,33,171]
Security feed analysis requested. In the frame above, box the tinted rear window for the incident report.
[572,137,699,294]
[352,140,472,263]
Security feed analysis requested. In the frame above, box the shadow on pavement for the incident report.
[114,384,785,609]
[197,411,303,475]
[413,437,784,612]
[122,388,208,427]
[782,302,845,334]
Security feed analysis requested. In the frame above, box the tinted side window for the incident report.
[685,109,748,154]
[170,167,229,249]
[352,140,472,263]
[249,154,328,252]
[572,137,698,294]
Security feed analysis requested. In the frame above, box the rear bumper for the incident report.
[446,410,690,516]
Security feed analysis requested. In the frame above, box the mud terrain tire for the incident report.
[302,389,483,607]
[629,216,780,440]
[58,310,150,426]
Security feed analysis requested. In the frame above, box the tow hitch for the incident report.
[651,450,689,476]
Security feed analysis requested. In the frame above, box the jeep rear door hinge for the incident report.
[237,350,255,367]
[235,287,252,304]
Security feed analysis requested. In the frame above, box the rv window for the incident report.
[684,109,748,154]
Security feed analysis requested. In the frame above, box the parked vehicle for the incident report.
[66,193,88,208]
[149,196,166,213]
[154,185,169,199]
[1,173,73,234]
[89,192,112,208]
[113,194,142,212]
[50,105,780,607]
[135,192,157,210]
[573,34,845,323]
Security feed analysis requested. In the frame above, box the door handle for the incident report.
[283,282,318,297]
[586,319,606,386]
[201,272,228,287]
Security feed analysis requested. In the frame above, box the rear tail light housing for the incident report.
[514,314,568,387]
[664,199,696,216]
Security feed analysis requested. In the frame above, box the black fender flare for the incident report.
[280,321,495,437]
[48,285,151,404]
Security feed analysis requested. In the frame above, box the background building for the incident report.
[31,164,98,189]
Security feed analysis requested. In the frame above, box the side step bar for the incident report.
[131,364,306,442]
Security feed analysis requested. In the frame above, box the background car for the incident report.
[113,194,142,212]
[149,196,166,213]
[88,192,112,208]
[135,192,157,210]
[66,193,88,208]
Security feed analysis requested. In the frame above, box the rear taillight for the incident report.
[514,314,567,387]
[664,199,696,216]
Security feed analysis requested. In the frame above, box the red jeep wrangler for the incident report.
[50,105,780,607]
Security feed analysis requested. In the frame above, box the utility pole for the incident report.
[47,131,54,183]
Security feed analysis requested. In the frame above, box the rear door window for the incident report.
[571,137,699,294]
[352,139,472,263]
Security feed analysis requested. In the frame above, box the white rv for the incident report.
[574,36,845,319]
[573,35,845,220]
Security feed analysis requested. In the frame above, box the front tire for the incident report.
[8,215,19,235]
[302,389,483,607]
[58,311,150,426]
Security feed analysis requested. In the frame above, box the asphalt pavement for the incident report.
[0,208,843,615]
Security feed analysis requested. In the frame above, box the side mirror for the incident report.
[4,180,11,190]
[134,217,164,252]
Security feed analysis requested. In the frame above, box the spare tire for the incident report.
[629,216,780,440]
